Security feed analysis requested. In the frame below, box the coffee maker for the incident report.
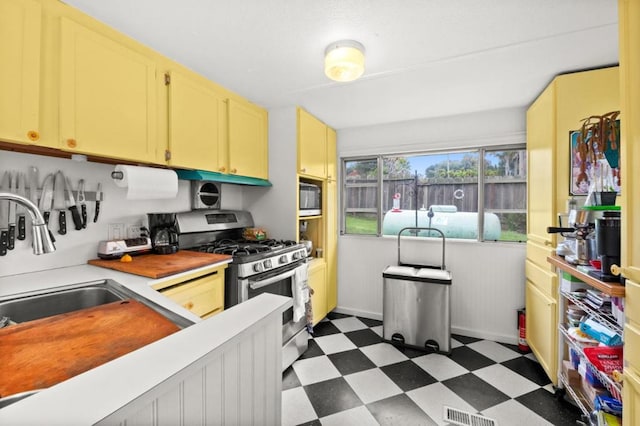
[148,213,179,254]
[588,211,621,282]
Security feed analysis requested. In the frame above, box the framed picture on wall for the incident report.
[569,119,621,196]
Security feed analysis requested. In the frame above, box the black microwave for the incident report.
[299,183,321,216]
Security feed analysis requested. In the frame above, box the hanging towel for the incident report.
[292,264,309,322]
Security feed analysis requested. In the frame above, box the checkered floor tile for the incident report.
[282,312,582,426]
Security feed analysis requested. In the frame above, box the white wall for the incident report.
[337,106,528,344]
[0,151,246,277]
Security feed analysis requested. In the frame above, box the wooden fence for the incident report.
[345,177,526,214]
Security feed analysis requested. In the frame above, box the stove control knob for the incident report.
[279,255,288,264]
[292,251,300,260]
[253,263,263,273]
[263,259,272,269]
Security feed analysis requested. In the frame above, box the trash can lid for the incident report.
[383,265,452,284]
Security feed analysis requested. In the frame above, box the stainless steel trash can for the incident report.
[382,227,452,354]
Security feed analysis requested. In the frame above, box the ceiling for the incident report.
[63,0,618,130]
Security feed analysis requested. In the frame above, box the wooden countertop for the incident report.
[547,254,626,297]
[88,251,232,279]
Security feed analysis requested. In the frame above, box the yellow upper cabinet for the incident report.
[166,70,226,171]
[0,0,42,145]
[298,108,327,179]
[227,98,269,180]
[59,17,159,163]
[326,126,337,181]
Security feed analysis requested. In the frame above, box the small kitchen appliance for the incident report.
[299,182,321,216]
[588,211,621,282]
[547,208,595,266]
[174,209,310,371]
[147,213,179,255]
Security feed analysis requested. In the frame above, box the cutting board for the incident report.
[88,251,231,278]
[0,300,179,398]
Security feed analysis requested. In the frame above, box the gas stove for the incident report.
[190,238,307,278]
[175,209,307,278]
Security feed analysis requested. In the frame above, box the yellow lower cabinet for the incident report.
[525,280,557,385]
[309,260,327,325]
[624,366,640,426]
[153,267,225,319]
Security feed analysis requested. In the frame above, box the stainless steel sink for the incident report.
[0,279,194,328]
[0,279,194,409]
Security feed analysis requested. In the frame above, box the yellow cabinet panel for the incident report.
[59,17,158,163]
[167,70,225,171]
[298,108,327,178]
[309,261,327,325]
[525,257,557,297]
[0,0,41,145]
[525,280,557,385]
[626,321,640,370]
[526,84,556,243]
[325,180,337,312]
[326,127,337,181]
[620,0,640,284]
[159,271,224,318]
[227,98,268,180]
[623,366,640,426]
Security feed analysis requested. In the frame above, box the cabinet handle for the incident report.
[300,168,306,173]
[230,168,237,174]
[219,166,226,173]
[610,264,621,276]
[27,130,40,141]
[544,240,552,246]
[66,138,77,148]
[184,301,194,310]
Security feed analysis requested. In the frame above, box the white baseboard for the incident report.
[332,307,518,345]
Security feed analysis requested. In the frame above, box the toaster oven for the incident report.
[299,183,321,216]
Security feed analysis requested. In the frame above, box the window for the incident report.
[341,145,527,242]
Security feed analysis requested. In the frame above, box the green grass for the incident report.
[345,215,377,234]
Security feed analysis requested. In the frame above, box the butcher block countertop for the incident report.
[88,251,232,278]
[0,300,180,398]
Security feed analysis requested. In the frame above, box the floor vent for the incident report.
[443,406,497,426]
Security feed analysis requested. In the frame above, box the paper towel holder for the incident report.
[111,171,124,180]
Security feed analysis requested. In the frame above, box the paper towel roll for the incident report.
[112,165,178,200]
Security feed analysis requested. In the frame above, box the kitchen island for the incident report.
[0,263,290,425]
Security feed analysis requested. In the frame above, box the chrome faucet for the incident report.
[0,192,55,254]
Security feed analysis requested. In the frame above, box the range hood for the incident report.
[175,170,272,187]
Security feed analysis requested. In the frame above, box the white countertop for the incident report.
[0,262,291,424]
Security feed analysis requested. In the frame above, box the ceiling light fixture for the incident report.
[324,40,365,82]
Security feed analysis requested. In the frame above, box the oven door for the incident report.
[242,261,308,343]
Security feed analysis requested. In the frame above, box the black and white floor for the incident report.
[282,312,582,426]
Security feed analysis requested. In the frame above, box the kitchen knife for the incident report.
[64,176,83,231]
[93,183,102,223]
[7,172,15,250]
[0,172,10,256]
[53,171,66,235]
[16,172,27,240]
[37,173,55,243]
[77,179,87,228]
[28,167,39,205]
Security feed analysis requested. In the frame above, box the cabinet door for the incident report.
[525,280,557,385]
[620,0,640,284]
[526,83,556,246]
[167,70,225,171]
[624,364,640,426]
[326,126,337,181]
[160,272,224,318]
[325,180,337,312]
[0,0,41,145]
[297,108,327,178]
[309,261,327,325]
[59,17,158,162]
[227,98,268,179]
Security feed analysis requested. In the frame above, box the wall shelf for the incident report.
[548,254,625,297]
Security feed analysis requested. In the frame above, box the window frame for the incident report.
[340,143,527,242]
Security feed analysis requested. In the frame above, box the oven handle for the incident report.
[248,266,302,290]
